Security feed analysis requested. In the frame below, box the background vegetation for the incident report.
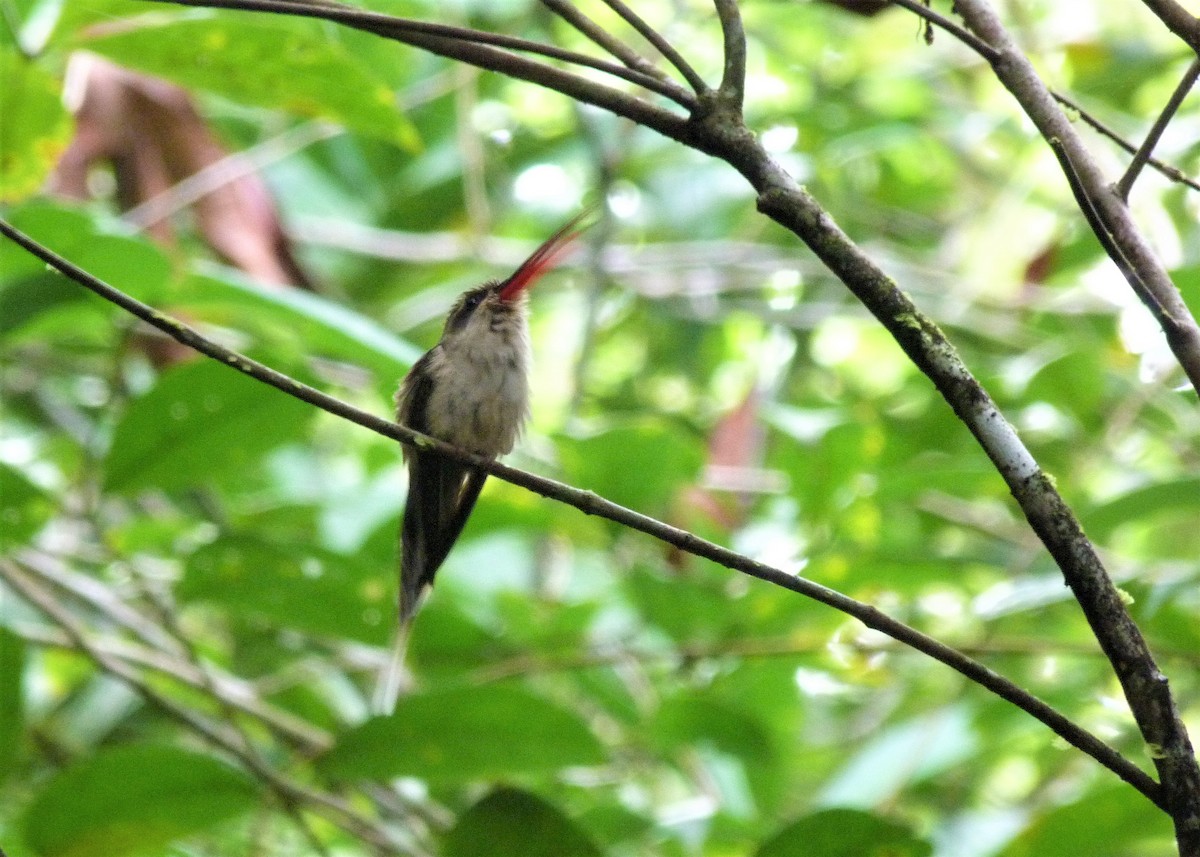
[1,0,1199,855]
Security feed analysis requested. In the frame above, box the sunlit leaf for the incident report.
[174,267,420,381]
[21,743,258,857]
[0,50,71,203]
[84,15,417,146]
[318,685,606,781]
[755,808,931,857]
[181,534,390,644]
[103,359,313,493]
[443,788,601,857]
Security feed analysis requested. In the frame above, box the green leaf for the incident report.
[0,50,72,203]
[103,359,313,493]
[625,565,732,643]
[175,268,420,382]
[818,706,977,808]
[557,419,704,514]
[0,203,172,341]
[0,628,25,784]
[1025,349,1108,420]
[180,534,390,644]
[650,695,775,767]
[0,463,54,548]
[755,808,931,857]
[443,787,602,857]
[84,15,417,146]
[576,803,655,848]
[319,685,606,781]
[21,743,258,857]
[999,785,1170,857]
[1083,478,1200,541]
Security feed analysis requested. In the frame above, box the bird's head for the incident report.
[439,210,591,346]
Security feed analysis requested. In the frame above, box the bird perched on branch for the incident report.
[394,210,591,628]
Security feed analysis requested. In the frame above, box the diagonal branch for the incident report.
[953,0,1200,398]
[538,0,675,86]
[149,0,693,134]
[1138,0,1200,53]
[889,0,1200,193]
[1052,90,1200,194]
[597,0,710,94]
[0,217,1166,811]
[11,619,331,749]
[952,5,1200,849]
[154,0,696,108]
[1116,56,1200,200]
[713,0,746,109]
[136,580,334,856]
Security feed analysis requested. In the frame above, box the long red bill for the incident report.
[497,207,593,302]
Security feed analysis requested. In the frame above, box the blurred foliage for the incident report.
[2,0,1200,856]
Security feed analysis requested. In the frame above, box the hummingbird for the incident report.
[394,211,589,627]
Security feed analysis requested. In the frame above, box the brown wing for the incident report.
[396,348,488,626]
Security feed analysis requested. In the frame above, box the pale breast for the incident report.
[425,328,530,456]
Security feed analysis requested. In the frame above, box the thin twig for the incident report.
[134,575,333,857]
[538,0,673,85]
[598,0,710,94]
[1053,90,1200,193]
[1050,137,1169,321]
[713,0,746,109]
[954,4,1200,848]
[1116,56,1200,200]
[888,0,1200,193]
[1137,0,1200,53]
[887,0,1000,58]
[148,0,696,108]
[151,0,692,135]
[13,618,332,750]
[0,218,1165,811]
[16,550,331,750]
[15,550,181,651]
[955,0,1200,397]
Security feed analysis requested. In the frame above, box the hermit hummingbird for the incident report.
[395,211,590,627]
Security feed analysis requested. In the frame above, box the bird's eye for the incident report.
[464,293,484,311]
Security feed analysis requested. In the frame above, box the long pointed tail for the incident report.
[372,621,412,714]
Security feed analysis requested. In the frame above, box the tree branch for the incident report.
[0,217,1166,811]
[953,0,1200,399]
[713,0,746,109]
[27,0,1199,829]
[1138,0,1200,53]
[130,572,333,856]
[1052,90,1200,194]
[889,0,1200,193]
[951,5,1200,849]
[597,0,710,95]
[150,0,697,109]
[1116,56,1200,200]
[537,0,674,86]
